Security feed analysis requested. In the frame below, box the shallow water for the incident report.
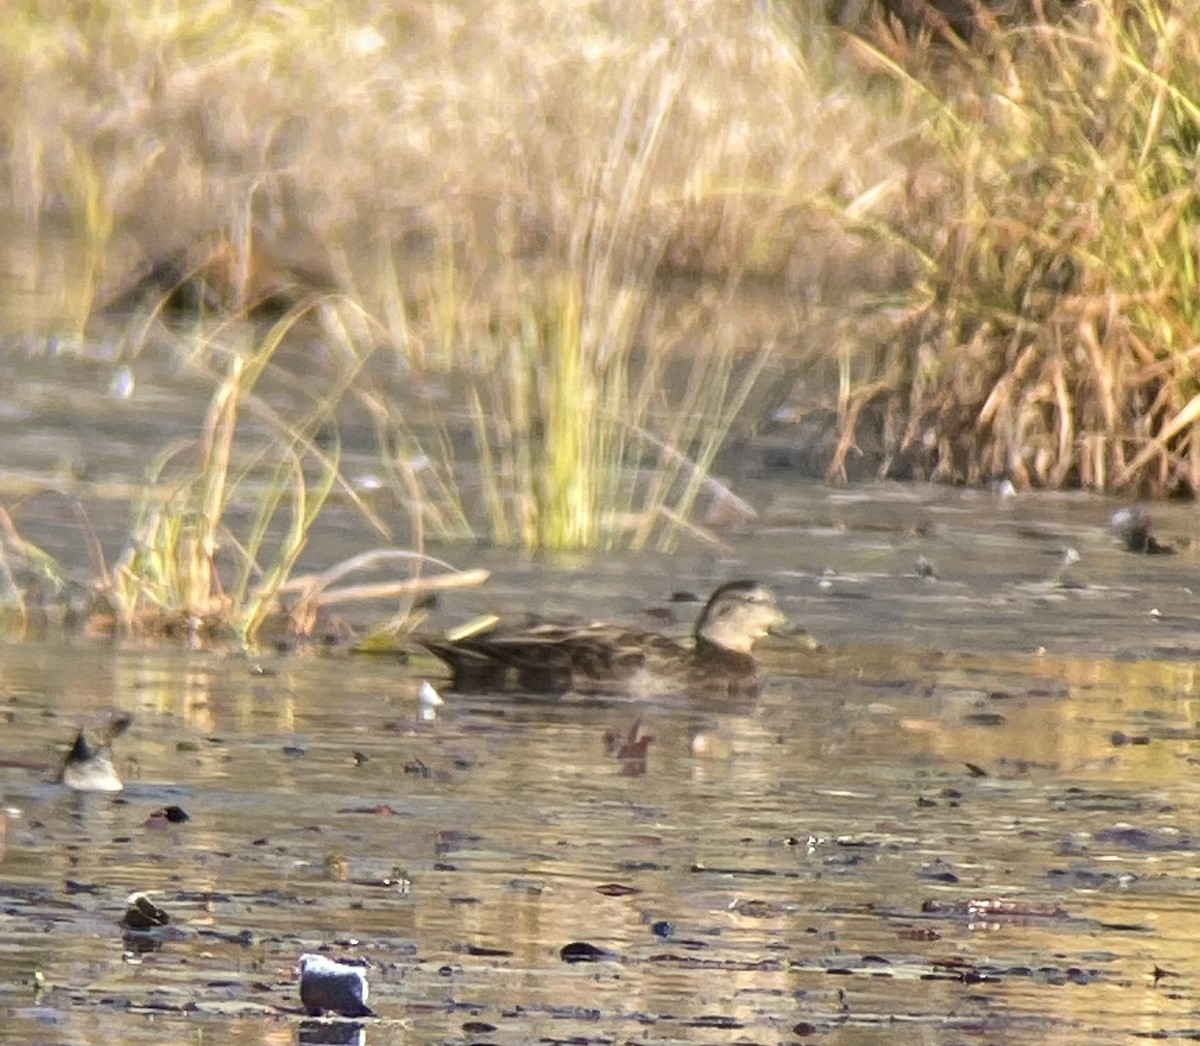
[5,338,1200,1043]
[3,494,1200,1045]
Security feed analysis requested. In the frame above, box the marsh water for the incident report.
[5,345,1200,1044]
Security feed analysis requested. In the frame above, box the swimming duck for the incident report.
[55,706,132,793]
[421,579,789,697]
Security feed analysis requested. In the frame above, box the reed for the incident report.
[833,0,1200,494]
[101,304,389,642]
[9,0,1200,556]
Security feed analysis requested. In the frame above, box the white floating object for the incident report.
[352,473,384,492]
[418,680,443,722]
[298,954,373,1018]
[108,365,135,400]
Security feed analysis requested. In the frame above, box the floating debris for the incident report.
[145,805,190,827]
[559,941,615,964]
[418,680,443,722]
[56,707,132,793]
[121,892,170,931]
[1051,546,1082,587]
[604,718,654,774]
[297,954,374,1018]
[1109,506,1174,554]
[921,898,1070,922]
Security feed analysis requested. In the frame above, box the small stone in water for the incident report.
[298,954,374,1018]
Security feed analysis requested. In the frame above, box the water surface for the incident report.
[4,339,1200,1043]
[3,490,1200,1044]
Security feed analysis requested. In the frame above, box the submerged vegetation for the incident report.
[2,0,1200,635]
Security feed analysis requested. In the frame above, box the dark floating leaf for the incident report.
[687,1015,743,1029]
[1093,826,1193,852]
[352,751,369,766]
[595,882,640,897]
[146,805,190,827]
[462,1020,498,1033]
[1046,866,1136,889]
[465,944,512,957]
[650,920,674,939]
[1111,730,1153,746]
[282,744,306,757]
[919,859,959,884]
[559,941,614,963]
[899,927,940,941]
[1154,965,1178,985]
[962,712,1005,727]
[964,762,988,778]
[615,860,667,872]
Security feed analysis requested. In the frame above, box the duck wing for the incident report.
[424,622,686,695]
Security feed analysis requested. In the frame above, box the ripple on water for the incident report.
[3,483,1200,1044]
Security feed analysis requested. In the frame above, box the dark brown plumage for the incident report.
[422,580,788,698]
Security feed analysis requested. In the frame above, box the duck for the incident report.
[55,706,132,793]
[421,579,789,698]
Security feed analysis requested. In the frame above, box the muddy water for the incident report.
[2,489,1200,1045]
[5,341,1200,1042]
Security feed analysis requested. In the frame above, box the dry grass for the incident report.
[3,0,919,549]
[4,0,1199,575]
[833,0,1200,494]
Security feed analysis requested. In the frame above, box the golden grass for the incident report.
[4,0,1200,581]
[836,1,1200,494]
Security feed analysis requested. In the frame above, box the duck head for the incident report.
[694,580,788,654]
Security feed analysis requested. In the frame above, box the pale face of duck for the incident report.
[695,581,788,654]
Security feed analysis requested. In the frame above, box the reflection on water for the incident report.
[298,1022,365,1046]
[2,567,1200,1046]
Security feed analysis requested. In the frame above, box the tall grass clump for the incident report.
[98,300,484,645]
[0,0,934,544]
[344,4,912,548]
[837,0,1200,494]
[101,307,361,643]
